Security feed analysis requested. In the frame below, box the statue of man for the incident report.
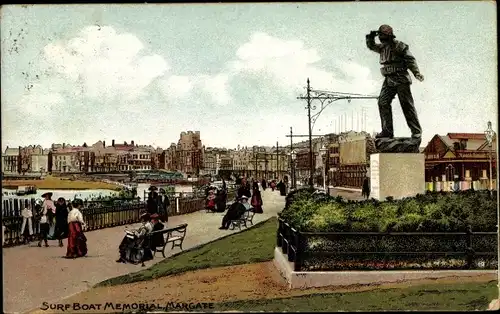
[366,24,424,140]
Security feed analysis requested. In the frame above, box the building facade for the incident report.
[176,131,203,175]
[424,133,497,183]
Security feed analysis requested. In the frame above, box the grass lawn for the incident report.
[214,280,498,312]
[2,176,119,190]
[96,217,278,287]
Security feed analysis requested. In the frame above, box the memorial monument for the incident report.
[366,24,425,200]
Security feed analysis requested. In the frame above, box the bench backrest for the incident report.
[149,223,188,238]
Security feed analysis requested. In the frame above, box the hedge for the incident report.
[279,189,497,233]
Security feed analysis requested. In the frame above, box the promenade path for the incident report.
[3,189,286,314]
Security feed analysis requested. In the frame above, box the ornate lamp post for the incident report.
[297,78,379,188]
[484,121,495,192]
[320,144,328,191]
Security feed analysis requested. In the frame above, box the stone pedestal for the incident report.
[370,153,425,201]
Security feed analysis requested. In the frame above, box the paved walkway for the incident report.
[3,190,286,314]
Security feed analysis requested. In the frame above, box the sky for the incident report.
[1,2,497,150]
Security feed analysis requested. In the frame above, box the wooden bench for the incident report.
[148,223,188,258]
[229,208,255,230]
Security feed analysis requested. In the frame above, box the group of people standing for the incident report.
[19,192,88,258]
[205,180,229,213]
[145,186,170,222]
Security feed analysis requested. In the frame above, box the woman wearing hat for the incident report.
[146,186,159,215]
[116,211,154,263]
[251,186,263,214]
[54,197,69,247]
[38,192,55,247]
[205,188,216,212]
[66,198,88,259]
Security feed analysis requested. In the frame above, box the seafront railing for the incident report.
[2,197,207,247]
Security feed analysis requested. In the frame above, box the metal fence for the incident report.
[2,197,207,247]
[277,218,498,271]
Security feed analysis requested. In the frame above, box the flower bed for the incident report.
[278,189,498,271]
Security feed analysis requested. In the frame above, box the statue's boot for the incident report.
[411,133,422,139]
[375,132,394,139]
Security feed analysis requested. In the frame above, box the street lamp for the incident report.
[484,121,495,192]
[320,145,328,191]
[297,79,379,189]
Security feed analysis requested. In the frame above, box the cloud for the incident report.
[229,32,378,94]
[42,25,169,104]
[201,73,231,106]
[160,75,193,99]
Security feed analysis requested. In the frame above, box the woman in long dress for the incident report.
[55,197,69,247]
[39,192,55,247]
[66,198,88,259]
[251,187,264,213]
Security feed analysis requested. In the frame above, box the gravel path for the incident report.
[3,190,285,314]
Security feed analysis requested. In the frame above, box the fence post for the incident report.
[466,225,474,269]
[276,219,282,248]
[294,231,304,271]
[288,228,296,263]
[282,224,289,255]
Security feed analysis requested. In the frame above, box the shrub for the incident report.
[280,190,497,233]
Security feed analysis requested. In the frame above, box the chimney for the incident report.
[131,140,134,146]
[112,139,115,147]
[63,143,66,149]
[103,141,106,147]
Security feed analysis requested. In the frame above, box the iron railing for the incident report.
[277,218,498,271]
[2,197,207,247]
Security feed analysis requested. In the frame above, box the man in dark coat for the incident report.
[261,179,267,191]
[146,186,159,215]
[215,189,227,212]
[277,180,287,196]
[237,178,252,199]
[366,24,424,139]
[362,177,371,199]
[219,196,248,230]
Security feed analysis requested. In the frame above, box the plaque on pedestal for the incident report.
[370,153,425,201]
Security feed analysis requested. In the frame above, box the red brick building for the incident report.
[424,133,497,181]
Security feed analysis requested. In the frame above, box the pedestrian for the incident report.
[146,186,159,215]
[158,188,170,223]
[206,188,216,212]
[38,192,55,247]
[20,202,34,244]
[237,178,252,199]
[54,197,69,247]
[66,198,88,259]
[214,189,225,212]
[277,180,286,196]
[261,179,267,191]
[362,177,371,199]
[366,24,424,140]
[251,186,263,214]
